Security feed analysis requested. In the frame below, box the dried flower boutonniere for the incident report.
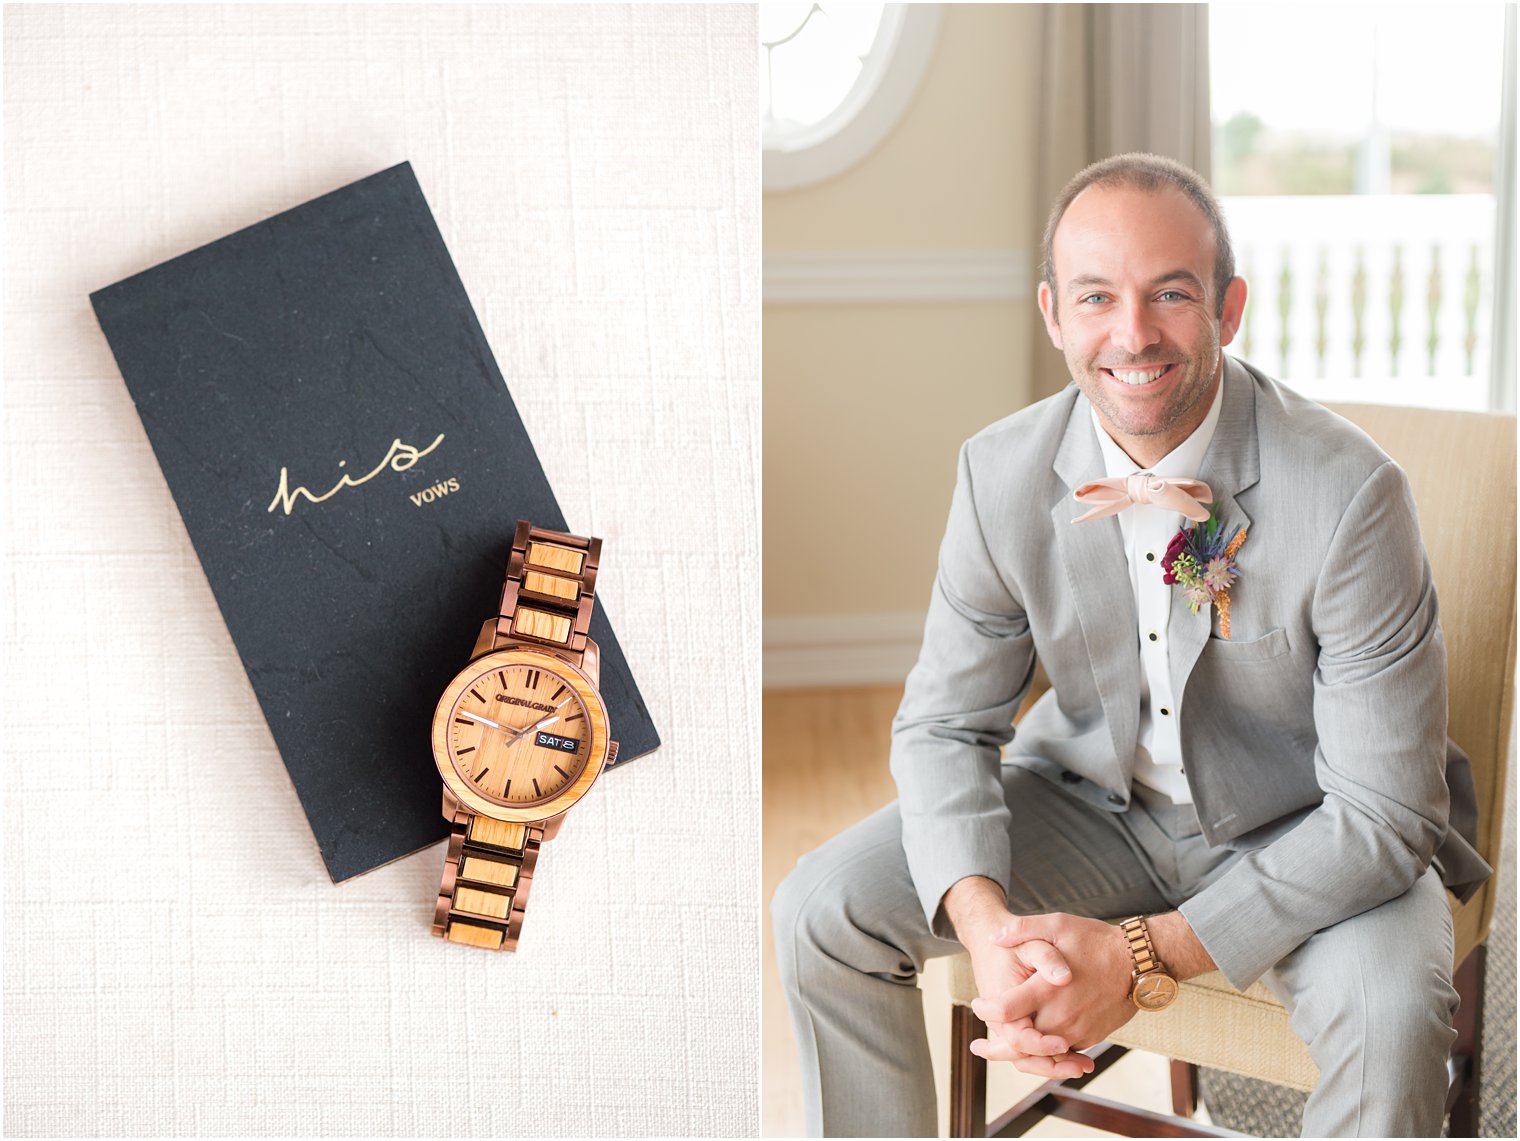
[1161,512,1249,638]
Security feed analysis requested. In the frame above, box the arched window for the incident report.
[761,3,942,192]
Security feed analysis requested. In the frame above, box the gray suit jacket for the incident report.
[890,355,1490,989]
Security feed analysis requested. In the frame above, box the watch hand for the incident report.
[506,713,561,743]
[457,710,515,735]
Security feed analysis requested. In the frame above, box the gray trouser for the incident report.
[771,767,1458,1138]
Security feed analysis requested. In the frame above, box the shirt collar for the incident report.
[1089,368,1226,480]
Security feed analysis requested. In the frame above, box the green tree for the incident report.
[1220,111,1265,166]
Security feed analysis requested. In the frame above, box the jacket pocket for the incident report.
[1204,625,1290,663]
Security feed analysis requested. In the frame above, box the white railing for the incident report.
[1220,195,1496,411]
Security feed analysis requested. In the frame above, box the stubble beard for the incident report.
[1071,337,1222,443]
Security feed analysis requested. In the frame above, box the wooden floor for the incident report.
[761,684,1194,1137]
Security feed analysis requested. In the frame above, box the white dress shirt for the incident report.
[1088,376,1225,804]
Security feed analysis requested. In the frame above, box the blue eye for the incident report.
[1080,293,1109,305]
[1158,290,1188,301]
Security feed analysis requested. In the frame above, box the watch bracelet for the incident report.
[434,811,545,951]
[1121,914,1167,976]
[435,520,602,953]
[493,521,601,659]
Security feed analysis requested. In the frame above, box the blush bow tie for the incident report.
[1070,473,1214,524]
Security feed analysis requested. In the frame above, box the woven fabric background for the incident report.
[3,5,759,1136]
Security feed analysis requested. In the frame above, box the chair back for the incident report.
[1326,403,1516,944]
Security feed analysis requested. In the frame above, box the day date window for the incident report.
[534,731,581,753]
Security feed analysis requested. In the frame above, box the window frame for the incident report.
[762,3,943,193]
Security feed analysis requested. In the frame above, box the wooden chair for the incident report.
[947,403,1516,1138]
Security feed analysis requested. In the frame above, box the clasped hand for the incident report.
[964,912,1136,1078]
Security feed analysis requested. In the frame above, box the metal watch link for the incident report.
[1121,914,1180,1011]
[429,521,617,951]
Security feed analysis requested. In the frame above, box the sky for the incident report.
[761,2,885,128]
[1209,2,1508,136]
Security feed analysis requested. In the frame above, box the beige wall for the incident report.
[763,4,1047,623]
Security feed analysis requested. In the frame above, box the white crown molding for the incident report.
[764,248,1030,305]
[764,611,926,688]
[764,5,944,193]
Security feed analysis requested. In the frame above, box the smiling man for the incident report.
[771,153,1489,1138]
[1040,174,1246,464]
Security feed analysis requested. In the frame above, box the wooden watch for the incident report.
[1121,915,1179,1011]
[429,520,617,951]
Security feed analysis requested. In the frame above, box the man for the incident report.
[772,153,1489,1138]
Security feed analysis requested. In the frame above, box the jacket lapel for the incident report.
[1167,356,1260,700]
[1051,395,1141,778]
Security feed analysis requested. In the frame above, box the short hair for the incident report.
[1041,152,1236,318]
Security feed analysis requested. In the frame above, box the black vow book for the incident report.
[90,162,660,882]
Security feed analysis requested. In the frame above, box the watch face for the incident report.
[444,663,593,806]
[1132,972,1179,1011]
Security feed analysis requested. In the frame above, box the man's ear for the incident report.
[1037,281,1063,350]
[1217,277,1248,347]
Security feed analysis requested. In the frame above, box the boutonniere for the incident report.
[1161,511,1248,638]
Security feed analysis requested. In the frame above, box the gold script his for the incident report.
[267,433,446,515]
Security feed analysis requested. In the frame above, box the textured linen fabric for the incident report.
[3,5,759,1137]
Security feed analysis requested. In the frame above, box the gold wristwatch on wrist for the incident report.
[429,520,617,951]
[1121,915,1179,1011]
